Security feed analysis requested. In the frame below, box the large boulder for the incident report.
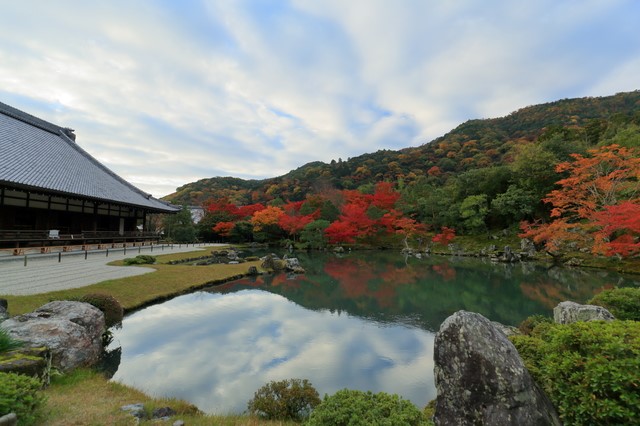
[433,311,560,426]
[1,301,105,372]
[553,301,615,324]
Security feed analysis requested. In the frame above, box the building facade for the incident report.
[0,101,179,248]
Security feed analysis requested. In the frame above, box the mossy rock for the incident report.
[0,347,51,385]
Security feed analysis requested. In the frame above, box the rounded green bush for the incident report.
[588,287,640,321]
[80,293,124,328]
[247,378,321,421]
[123,255,156,265]
[306,389,426,426]
[511,320,640,425]
[0,372,46,425]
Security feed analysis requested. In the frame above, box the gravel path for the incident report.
[0,244,220,296]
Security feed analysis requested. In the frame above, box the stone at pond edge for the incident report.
[553,301,614,324]
[1,301,105,372]
[433,310,560,426]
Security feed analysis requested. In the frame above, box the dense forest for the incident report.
[162,91,640,257]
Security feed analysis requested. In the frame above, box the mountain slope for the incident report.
[163,90,640,206]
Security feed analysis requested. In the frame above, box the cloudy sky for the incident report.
[1,1,638,197]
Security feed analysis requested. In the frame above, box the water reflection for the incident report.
[110,290,434,414]
[109,251,636,415]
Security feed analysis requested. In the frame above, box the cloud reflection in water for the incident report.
[110,289,435,414]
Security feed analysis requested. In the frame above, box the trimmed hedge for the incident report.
[123,255,156,265]
[589,287,640,321]
[79,293,124,328]
[306,389,426,426]
[511,320,640,425]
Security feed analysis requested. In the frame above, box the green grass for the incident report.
[2,249,262,316]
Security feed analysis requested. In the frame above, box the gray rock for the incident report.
[434,311,560,426]
[1,301,105,372]
[0,413,17,426]
[247,266,259,275]
[520,238,536,256]
[553,301,614,324]
[152,406,176,419]
[121,403,146,418]
[284,258,305,273]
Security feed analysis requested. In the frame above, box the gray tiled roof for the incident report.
[0,101,178,212]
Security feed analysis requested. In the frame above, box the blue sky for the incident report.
[1,1,638,197]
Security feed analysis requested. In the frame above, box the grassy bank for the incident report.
[3,251,261,316]
[2,248,293,424]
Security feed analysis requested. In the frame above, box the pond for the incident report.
[106,250,636,415]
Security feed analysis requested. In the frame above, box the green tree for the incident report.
[300,220,330,249]
[163,206,196,243]
[491,185,536,225]
[460,194,489,233]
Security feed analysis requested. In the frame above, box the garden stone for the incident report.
[1,301,105,372]
[0,346,51,384]
[433,310,560,426]
[152,406,176,419]
[0,413,17,426]
[121,403,146,418]
[284,257,305,273]
[553,301,614,324]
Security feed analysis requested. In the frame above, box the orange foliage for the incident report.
[521,144,640,256]
[250,206,284,231]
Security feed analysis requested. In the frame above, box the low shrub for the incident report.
[588,287,640,321]
[306,389,426,426]
[123,255,156,265]
[518,314,553,335]
[247,378,320,421]
[79,293,124,328]
[511,320,640,425]
[0,372,46,425]
[0,326,23,354]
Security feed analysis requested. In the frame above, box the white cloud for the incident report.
[0,0,638,196]
[110,290,435,414]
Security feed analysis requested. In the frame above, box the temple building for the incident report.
[0,101,179,250]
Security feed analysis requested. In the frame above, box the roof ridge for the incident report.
[0,100,73,136]
[56,129,156,200]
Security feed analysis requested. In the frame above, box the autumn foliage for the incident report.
[521,145,640,257]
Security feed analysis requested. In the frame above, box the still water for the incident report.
[107,251,635,414]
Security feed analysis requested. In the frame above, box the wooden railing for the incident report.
[0,230,161,240]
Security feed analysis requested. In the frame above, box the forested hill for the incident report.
[164,90,640,206]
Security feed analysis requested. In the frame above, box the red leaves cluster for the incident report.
[325,182,423,244]
[432,227,456,246]
[521,145,640,257]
